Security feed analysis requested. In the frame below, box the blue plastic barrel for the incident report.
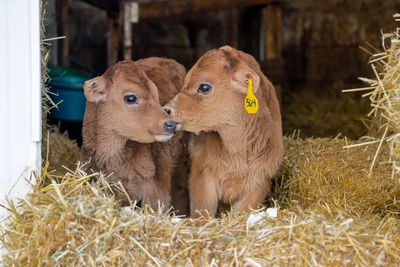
[50,74,89,121]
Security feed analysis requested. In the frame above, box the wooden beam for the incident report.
[122,2,133,60]
[138,0,279,20]
[57,0,70,66]
[80,0,279,19]
[80,0,119,13]
[259,3,283,106]
[261,4,282,60]
[224,8,239,47]
[107,13,120,66]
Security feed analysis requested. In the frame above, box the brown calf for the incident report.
[165,46,284,217]
[81,58,189,214]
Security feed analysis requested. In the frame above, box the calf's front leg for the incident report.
[232,179,271,215]
[142,152,172,211]
[142,180,171,211]
[189,170,218,218]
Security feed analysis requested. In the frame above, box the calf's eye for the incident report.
[124,94,138,105]
[197,83,212,94]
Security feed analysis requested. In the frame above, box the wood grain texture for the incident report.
[81,0,279,19]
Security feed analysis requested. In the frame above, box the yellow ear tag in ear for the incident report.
[244,79,259,114]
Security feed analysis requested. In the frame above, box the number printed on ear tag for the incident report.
[244,79,259,114]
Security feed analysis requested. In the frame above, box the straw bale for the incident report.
[2,133,400,266]
[42,127,80,173]
[347,14,400,175]
[40,1,58,123]
[277,136,400,217]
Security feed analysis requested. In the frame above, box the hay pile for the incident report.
[42,127,81,173]
[1,133,400,266]
[353,14,400,176]
[279,136,400,217]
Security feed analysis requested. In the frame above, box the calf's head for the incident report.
[164,46,261,134]
[84,60,177,143]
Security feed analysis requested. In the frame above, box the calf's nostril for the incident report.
[164,107,171,115]
[164,120,177,133]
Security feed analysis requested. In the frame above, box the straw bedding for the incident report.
[1,131,399,266]
[1,11,400,267]
[282,91,370,139]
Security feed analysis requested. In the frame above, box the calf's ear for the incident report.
[230,66,260,94]
[84,76,108,103]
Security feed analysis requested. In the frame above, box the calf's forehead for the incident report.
[186,63,223,85]
[105,63,155,97]
[188,50,239,82]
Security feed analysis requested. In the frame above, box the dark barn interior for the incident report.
[45,0,400,142]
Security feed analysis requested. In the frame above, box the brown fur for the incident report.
[165,46,284,217]
[81,58,189,215]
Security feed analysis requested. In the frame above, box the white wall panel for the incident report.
[0,0,41,220]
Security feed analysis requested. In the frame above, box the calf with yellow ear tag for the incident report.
[244,79,259,114]
[165,46,284,218]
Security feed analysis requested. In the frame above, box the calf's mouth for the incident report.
[154,133,174,142]
[150,119,181,142]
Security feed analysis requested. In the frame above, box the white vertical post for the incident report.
[0,0,42,218]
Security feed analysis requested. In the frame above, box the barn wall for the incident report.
[0,0,41,214]
[282,0,400,90]
[46,0,400,91]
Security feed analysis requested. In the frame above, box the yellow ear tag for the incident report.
[244,79,259,114]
